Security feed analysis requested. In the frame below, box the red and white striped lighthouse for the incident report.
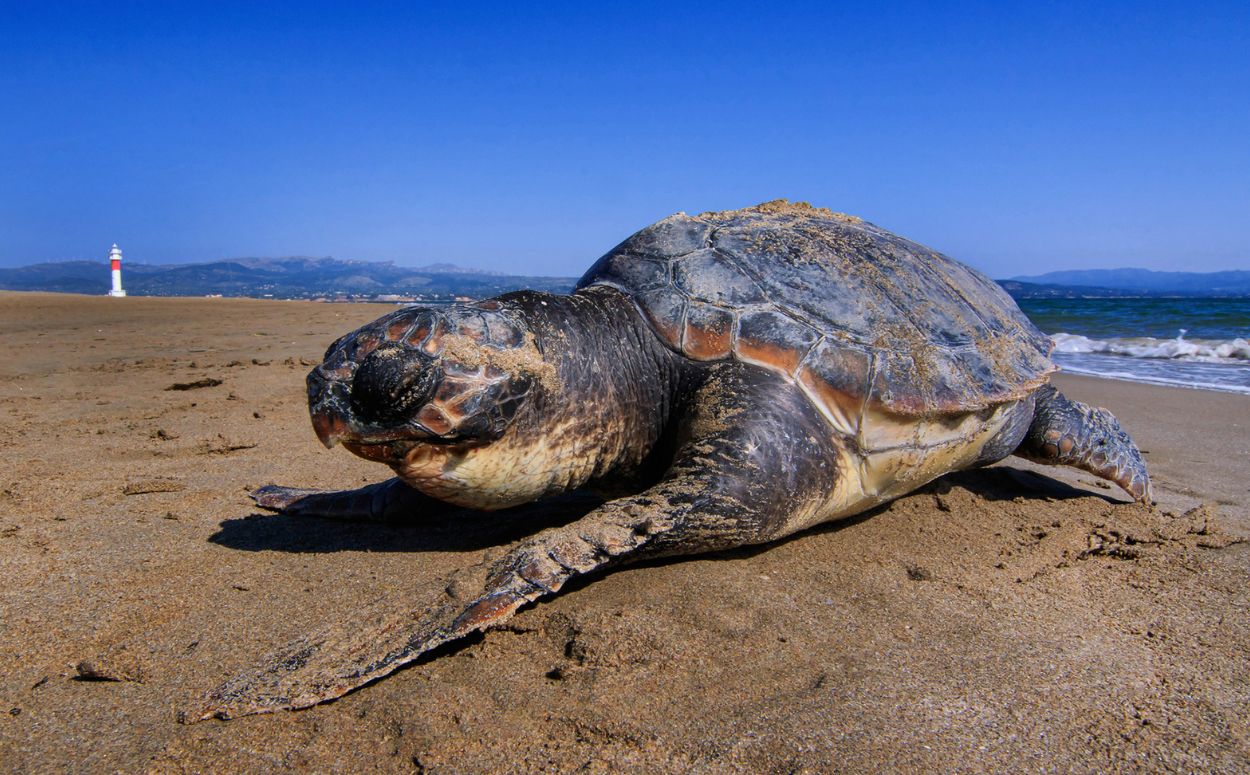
[107,244,126,297]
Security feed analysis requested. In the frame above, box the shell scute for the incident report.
[636,289,687,349]
[869,350,933,416]
[616,214,711,257]
[590,252,670,293]
[733,308,819,376]
[924,352,977,411]
[482,315,526,348]
[682,301,735,361]
[384,309,422,341]
[795,341,871,437]
[448,310,490,341]
[947,348,1009,400]
[673,249,766,305]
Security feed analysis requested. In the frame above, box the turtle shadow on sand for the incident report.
[208,467,1115,558]
[208,491,605,555]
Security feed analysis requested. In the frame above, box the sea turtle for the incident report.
[194,200,1150,720]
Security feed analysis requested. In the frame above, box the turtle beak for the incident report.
[307,367,353,448]
[311,407,349,449]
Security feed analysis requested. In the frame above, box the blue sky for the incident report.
[2,1,1247,277]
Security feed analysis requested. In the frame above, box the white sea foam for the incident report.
[1049,339,1250,394]
[1052,357,1250,395]
[1051,332,1250,363]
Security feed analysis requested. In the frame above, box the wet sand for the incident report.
[1,292,1247,773]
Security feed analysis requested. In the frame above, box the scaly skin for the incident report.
[1015,384,1152,504]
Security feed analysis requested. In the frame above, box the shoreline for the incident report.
[1054,364,1250,396]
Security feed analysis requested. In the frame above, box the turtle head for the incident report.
[306,302,546,472]
[305,288,673,510]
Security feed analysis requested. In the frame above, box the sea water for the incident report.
[1016,298,1250,395]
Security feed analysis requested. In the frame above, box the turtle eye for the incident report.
[350,342,443,426]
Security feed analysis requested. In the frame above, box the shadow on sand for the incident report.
[209,465,1119,559]
[209,490,605,555]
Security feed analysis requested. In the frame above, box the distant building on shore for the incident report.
[108,244,126,297]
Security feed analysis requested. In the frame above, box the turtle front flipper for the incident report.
[190,364,844,721]
[251,478,452,522]
[1015,384,1152,504]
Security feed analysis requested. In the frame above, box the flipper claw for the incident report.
[251,485,321,512]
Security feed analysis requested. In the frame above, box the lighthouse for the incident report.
[107,244,126,297]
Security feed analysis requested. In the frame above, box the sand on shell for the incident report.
[0,292,1247,773]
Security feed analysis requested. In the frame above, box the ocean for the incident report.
[1016,298,1250,395]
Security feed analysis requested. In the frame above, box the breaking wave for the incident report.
[1051,331,1250,363]
[1016,300,1250,394]
[1047,332,1250,395]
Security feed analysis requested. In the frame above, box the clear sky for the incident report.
[2,1,1247,277]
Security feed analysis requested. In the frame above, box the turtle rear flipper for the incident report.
[190,364,844,721]
[1016,385,1152,504]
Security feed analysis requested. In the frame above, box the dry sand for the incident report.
[1,292,1247,773]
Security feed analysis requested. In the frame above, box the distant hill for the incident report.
[1009,268,1250,297]
[0,257,578,300]
[995,280,1148,299]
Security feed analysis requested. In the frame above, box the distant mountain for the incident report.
[1008,268,1250,296]
[0,257,577,300]
[995,280,1148,299]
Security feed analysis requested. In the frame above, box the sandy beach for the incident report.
[1,291,1247,773]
